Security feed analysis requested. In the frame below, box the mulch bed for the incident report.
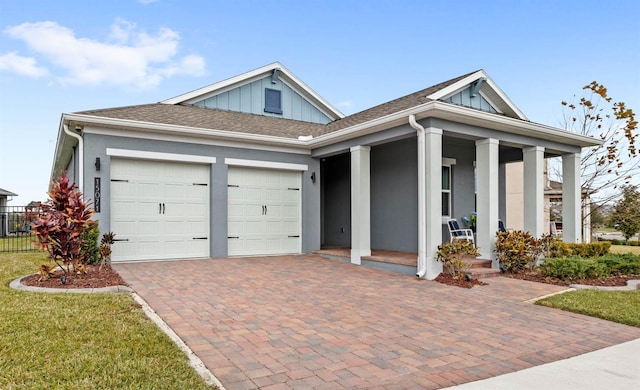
[501,269,640,287]
[435,273,488,288]
[21,264,126,289]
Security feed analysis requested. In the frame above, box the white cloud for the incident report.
[336,100,353,109]
[3,20,206,89]
[0,52,48,77]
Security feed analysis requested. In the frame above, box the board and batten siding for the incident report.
[444,86,498,114]
[192,76,332,124]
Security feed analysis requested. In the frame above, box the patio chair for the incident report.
[498,219,507,233]
[447,219,475,245]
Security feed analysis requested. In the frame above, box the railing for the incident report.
[0,205,41,253]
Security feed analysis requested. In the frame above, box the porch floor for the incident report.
[312,247,417,266]
[312,247,502,279]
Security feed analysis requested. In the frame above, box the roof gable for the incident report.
[427,70,528,120]
[162,62,344,122]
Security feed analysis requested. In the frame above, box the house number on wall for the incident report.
[94,177,101,212]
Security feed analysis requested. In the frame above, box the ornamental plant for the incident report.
[31,173,94,279]
[494,230,543,272]
[436,240,480,279]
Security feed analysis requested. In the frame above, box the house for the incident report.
[50,62,601,279]
[0,187,18,237]
[504,161,593,242]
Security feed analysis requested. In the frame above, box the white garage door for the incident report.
[110,158,210,262]
[228,166,301,256]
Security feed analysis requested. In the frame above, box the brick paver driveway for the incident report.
[115,255,640,389]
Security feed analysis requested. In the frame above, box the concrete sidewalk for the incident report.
[445,338,640,389]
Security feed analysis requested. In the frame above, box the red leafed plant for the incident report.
[31,172,94,279]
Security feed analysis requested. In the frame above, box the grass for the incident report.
[537,289,640,327]
[610,244,640,255]
[0,251,213,389]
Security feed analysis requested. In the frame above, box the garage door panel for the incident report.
[227,166,301,256]
[111,158,210,262]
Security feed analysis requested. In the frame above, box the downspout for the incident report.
[409,114,427,278]
[63,124,83,193]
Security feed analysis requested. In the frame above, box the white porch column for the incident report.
[417,127,443,279]
[562,152,582,243]
[523,146,545,237]
[350,145,371,264]
[475,138,499,265]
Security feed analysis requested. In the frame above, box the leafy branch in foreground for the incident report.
[31,172,94,279]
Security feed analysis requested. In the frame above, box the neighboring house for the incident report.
[50,62,600,279]
[504,162,592,242]
[0,187,18,237]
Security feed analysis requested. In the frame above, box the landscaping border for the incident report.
[9,274,133,293]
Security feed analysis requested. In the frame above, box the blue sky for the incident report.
[1,0,638,203]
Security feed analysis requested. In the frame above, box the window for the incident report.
[442,165,451,217]
[264,88,283,114]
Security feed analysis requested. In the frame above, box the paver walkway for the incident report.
[115,255,640,389]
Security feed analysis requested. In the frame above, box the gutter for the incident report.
[409,114,427,278]
[63,124,84,193]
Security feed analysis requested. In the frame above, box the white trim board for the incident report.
[224,158,308,171]
[106,149,217,164]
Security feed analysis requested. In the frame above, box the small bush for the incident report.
[596,253,640,275]
[549,241,610,258]
[540,257,609,281]
[81,221,100,265]
[436,240,480,279]
[495,230,542,272]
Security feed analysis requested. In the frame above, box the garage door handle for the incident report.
[228,236,239,239]
[113,238,129,242]
[192,237,207,240]
[288,235,300,238]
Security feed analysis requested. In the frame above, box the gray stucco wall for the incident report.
[321,153,351,247]
[81,132,321,258]
[370,137,418,252]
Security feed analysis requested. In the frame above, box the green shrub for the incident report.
[596,253,640,275]
[436,240,480,279]
[550,241,573,258]
[540,257,610,281]
[549,241,610,258]
[495,230,542,272]
[81,221,100,265]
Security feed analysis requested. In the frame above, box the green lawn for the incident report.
[0,252,213,389]
[610,244,640,255]
[537,289,640,327]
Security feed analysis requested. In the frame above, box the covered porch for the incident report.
[316,116,587,281]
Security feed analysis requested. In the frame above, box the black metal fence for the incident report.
[0,205,40,252]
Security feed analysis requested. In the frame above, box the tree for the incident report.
[554,82,638,227]
[31,173,94,280]
[611,185,640,241]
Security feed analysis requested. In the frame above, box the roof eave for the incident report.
[309,101,603,149]
[61,113,311,149]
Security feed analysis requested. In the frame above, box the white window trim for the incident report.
[224,158,308,171]
[106,148,217,164]
[441,157,456,223]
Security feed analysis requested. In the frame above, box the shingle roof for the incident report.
[0,188,18,197]
[75,70,479,139]
[323,70,478,133]
[77,104,326,139]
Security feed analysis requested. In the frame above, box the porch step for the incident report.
[469,267,502,280]
[467,259,492,269]
[465,258,502,280]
